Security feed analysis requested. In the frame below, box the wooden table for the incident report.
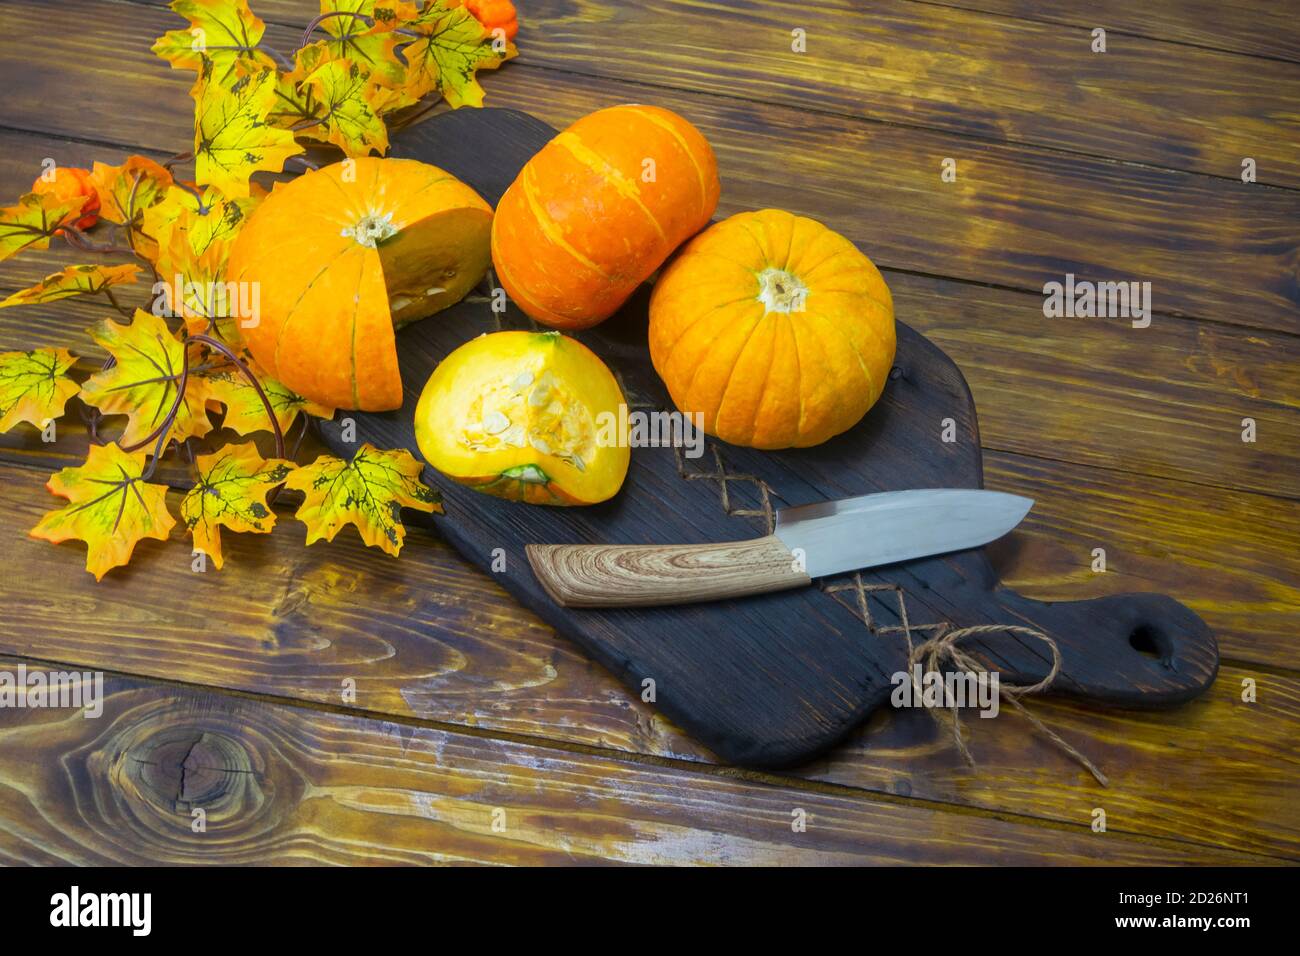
[0,0,1295,865]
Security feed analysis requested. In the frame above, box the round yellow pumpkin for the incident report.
[227,157,493,411]
[414,331,629,505]
[649,209,895,449]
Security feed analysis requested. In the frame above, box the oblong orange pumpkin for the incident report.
[491,104,720,330]
[227,158,492,411]
[649,209,896,450]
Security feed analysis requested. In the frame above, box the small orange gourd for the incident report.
[462,0,518,40]
[649,209,896,450]
[227,157,492,411]
[492,104,720,330]
[31,167,100,231]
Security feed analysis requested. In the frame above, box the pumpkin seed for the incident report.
[483,410,510,434]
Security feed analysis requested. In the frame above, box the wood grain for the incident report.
[929,0,1300,63]
[3,3,1298,332]
[0,450,1296,857]
[0,0,1293,865]
[527,536,809,607]
[0,658,1274,865]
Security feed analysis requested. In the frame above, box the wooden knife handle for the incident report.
[526,536,812,608]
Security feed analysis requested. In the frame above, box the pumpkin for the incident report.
[462,0,519,40]
[491,104,720,330]
[31,166,99,231]
[649,209,895,450]
[227,157,492,411]
[415,331,630,506]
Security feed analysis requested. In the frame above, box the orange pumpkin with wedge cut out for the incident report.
[228,157,492,411]
[491,104,720,330]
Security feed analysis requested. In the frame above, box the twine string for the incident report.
[904,621,1110,787]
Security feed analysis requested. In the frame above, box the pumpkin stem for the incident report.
[344,212,398,248]
[756,268,808,314]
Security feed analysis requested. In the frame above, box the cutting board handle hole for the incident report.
[1128,625,1161,659]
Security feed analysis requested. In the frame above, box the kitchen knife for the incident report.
[526,489,1033,608]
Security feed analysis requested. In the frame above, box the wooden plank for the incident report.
[2,4,1297,333]
[178,0,1300,185]
[924,0,1300,63]
[0,658,1273,864]
[1,456,1297,858]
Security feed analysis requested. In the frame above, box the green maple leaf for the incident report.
[0,263,140,309]
[29,442,177,581]
[0,347,80,433]
[283,443,441,556]
[0,192,88,263]
[192,58,304,198]
[400,2,516,109]
[152,0,277,83]
[180,441,294,569]
[302,58,390,156]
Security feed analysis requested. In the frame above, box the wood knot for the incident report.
[128,726,261,814]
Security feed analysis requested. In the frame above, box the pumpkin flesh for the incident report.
[415,331,629,505]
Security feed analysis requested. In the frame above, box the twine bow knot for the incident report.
[906,623,1109,787]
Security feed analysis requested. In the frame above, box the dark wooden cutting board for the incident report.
[316,107,1218,769]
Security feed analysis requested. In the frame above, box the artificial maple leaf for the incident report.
[29,442,177,581]
[154,226,241,342]
[142,182,256,264]
[267,40,331,134]
[0,347,80,433]
[317,0,413,89]
[284,443,441,556]
[302,58,391,156]
[0,192,88,263]
[202,360,335,435]
[400,1,516,108]
[180,441,294,569]
[78,309,214,448]
[192,58,304,198]
[152,0,277,83]
[87,156,174,259]
[0,263,140,309]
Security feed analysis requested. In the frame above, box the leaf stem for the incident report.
[189,333,285,460]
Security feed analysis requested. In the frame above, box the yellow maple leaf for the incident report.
[302,57,391,156]
[180,441,294,569]
[192,58,304,198]
[78,309,214,448]
[0,263,140,309]
[283,443,441,556]
[202,357,335,436]
[400,1,516,109]
[0,347,80,433]
[154,227,240,342]
[29,442,177,581]
[87,156,174,259]
[142,182,257,265]
[317,1,411,89]
[0,192,88,263]
[152,0,277,83]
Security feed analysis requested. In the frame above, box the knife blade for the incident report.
[525,488,1033,608]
